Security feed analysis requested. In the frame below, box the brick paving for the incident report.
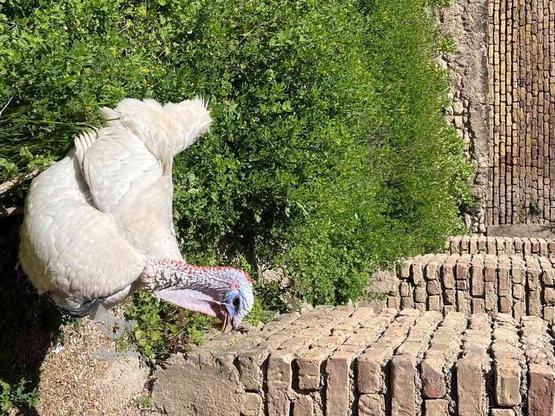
[154,307,555,415]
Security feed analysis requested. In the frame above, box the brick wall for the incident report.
[487,0,555,225]
[386,253,555,323]
[152,307,555,416]
[372,237,555,324]
[447,235,555,255]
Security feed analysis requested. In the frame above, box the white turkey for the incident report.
[19,98,254,331]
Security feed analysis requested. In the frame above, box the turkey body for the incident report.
[20,98,211,313]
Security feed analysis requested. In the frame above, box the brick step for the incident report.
[382,253,555,322]
[152,307,555,416]
[447,236,555,257]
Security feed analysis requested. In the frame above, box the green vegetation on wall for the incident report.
[0,0,472,361]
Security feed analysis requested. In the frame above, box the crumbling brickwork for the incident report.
[487,0,555,225]
[152,307,555,416]
[376,236,555,323]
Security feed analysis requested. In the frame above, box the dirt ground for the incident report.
[29,307,156,416]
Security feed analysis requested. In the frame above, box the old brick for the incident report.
[427,280,440,295]
[456,290,469,314]
[528,290,542,317]
[532,238,541,254]
[235,311,316,390]
[456,279,468,290]
[421,357,446,398]
[449,236,461,254]
[387,296,400,309]
[426,260,441,282]
[522,316,555,416]
[469,237,478,254]
[442,256,457,289]
[292,396,313,416]
[456,314,491,416]
[472,298,485,313]
[485,281,497,312]
[545,287,555,305]
[358,394,384,416]
[460,236,470,253]
[512,283,524,300]
[513,300,525,322]
[390,356,415,416]
[415,284,427,303]
[514,237,523,253]
[498,268,511,297]
[400,259,412,279]
[325,351,352,416]
[471,256,485,296]
[484,255,497,282]
[428,295,441,311]
[357,310,420,393]
[487,238,497,255]
[421,312,467,399]
[400,281,412,297]
[241,393,263,416]
[412,255,433,284]
[528,364,555,416]
[443,288,455,305]
[497,238,506,254]
[266,351,295,415]
[544,306,555,323]
[456,257,470,280]
[325,309,396,416]
[499,296,512,313]
[491,410,515,416]
[425,399,449,416]
[495,360,521,406]
[511,259,524,284]
[545,268,555,286]
[477,236,487,253]
[390,312,442,415]
[267,307,352,415]
[539,239,548,256]
[296,307,375,391]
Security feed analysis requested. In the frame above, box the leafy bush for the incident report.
[0,379,38,414]
[0,0,471,311]
[122,292,216,358]
[283,0,475,303]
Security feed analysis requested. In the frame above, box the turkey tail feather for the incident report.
[74,130,98,167]
[113,97,212,174]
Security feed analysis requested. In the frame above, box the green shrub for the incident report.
[0,0,471,311]
[0,379,39,414]
[122,292,216,358]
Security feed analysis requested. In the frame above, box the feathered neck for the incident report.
[141,259,245,295]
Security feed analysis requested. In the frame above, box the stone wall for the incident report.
[437,0,490,233]
[152,307,555,416]
[487,0,555,226]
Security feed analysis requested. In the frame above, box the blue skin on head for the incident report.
[222,281,254,329]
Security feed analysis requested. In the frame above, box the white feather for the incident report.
[19,98,212,306]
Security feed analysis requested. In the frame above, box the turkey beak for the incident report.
[221,312,232,333]
[220,303,235,333]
